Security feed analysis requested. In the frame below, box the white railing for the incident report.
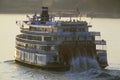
[16,45,58,55]
[16,37,59,45]
[90,32,100,36]
[21,28,57,35]
[95,40,106,45]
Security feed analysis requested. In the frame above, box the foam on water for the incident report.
[70,56,100,72]
[1,60,120,80]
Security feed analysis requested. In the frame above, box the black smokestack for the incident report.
[41,7,49,24]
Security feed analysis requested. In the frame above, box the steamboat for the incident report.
[15,7,108,71]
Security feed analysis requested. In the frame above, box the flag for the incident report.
[76,8,80,17]
[26,15,31,21]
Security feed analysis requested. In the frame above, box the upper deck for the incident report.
[16,7,92,34]
[16,7,105,45]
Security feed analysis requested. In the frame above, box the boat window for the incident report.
[46,46,51,51]
[27,35,42,41]
[78,28,85,32]
[41,46,51,51]
[44,37,52,41]
[51,46,56,50]
[63,28,69,32]
[38,56,43,61]
[52,55,58,62]
[70,28,76,32]
[29,53,32,60]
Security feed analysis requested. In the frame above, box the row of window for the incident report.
[62,28,85,32]
[61,22,87,26]
[29,26,86,33]
[18,35,57,41]
[96,45,106,50]
[27,36,42,41]
[16,41,57,51]
[18,35,93,42]
[29,27,57,32]
[44,36,57,41]
[62,36,93,41]
[16,50,46,65]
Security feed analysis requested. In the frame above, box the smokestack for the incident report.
[41,7,49,24]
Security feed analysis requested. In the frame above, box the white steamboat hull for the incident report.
[15,51,70,71]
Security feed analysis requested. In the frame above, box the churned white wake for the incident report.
[70,56,100,72]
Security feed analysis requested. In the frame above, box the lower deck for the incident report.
[15,41,108,71]
[15,58,70,71]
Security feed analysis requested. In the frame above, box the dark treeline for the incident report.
[0,0,120,16]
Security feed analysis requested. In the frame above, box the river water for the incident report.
[0,14,120,80]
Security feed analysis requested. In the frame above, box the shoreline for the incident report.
[0,11,120,19]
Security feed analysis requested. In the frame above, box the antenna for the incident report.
[88,17,93,24]
[76,8,81,21]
